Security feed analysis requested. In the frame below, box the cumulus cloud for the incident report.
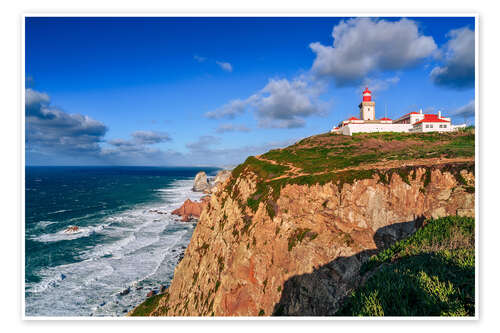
[131,130,171,144]
[453,100,475,119]
[430,27,475,89]
[310,18,437,86]
[360,76,400,95]
[216,123,251,133]
[205,98,252,119]
[206,78,327,129]
[216,61,233,72]
[254,78,327,128]
[24,88,293,167]
[25,88,108,159]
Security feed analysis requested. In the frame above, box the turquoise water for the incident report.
[25,166,218,317]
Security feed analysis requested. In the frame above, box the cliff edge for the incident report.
[130,130,475,317]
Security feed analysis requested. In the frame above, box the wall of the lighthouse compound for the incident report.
[341,123,413,135]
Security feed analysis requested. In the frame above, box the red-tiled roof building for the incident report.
[331,87,464,135]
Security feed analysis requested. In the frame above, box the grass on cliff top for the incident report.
[228,130,474,216]
[261,129,474,175]
[336,216,475,317]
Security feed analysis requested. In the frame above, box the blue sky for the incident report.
[25,16,475,166]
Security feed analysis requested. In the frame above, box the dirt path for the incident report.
[255,155,475,183]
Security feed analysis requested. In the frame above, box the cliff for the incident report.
[131,130,475,317]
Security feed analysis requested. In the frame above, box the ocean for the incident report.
[25,166,219,317]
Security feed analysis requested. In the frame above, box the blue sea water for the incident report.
[25,166,219,317]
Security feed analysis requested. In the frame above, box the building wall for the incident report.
[410,123,453,133]
[341,123,413,136]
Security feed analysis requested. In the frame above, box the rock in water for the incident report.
[64,226,79,233]
[192,171,209,192]
[171,196,210,222]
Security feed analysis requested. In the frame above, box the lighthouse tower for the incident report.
[359,87,375,120]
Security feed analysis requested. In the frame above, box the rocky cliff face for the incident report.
[148,161,474,316]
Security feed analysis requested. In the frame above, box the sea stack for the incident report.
[192,171,209,192]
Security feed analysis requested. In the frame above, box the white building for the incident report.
[331,87,465,135]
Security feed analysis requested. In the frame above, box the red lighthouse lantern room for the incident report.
[362,87,372,102]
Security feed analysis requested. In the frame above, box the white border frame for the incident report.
[20,12,479,321]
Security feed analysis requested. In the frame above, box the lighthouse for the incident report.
[359,87,375,120]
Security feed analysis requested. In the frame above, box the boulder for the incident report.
[147,290,157,297]
[192,171,209,192]
[172,196,210,222]
[64,226,79,233]
[214,169,231,186]
[120,287,130,296]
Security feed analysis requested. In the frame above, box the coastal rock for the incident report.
[214,170,231,185]
[210,170,232,193]
[64,226,79,233]
[193,172,210,192]
[147,163,475,317]
[147,290,157,297]
[171,196,210,222]
[120,287,130,296]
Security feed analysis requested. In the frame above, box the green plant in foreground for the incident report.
[129,293,164,316]
[337,216,475,317]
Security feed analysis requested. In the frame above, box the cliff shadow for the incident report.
[272,217,427,316]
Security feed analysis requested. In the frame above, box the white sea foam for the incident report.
[34,220,57,229]
[25,177,204,317]
[31,224,109,243]
[47,209,72,215]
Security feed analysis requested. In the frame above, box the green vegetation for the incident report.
[262,131,474,174]
[129,293,165,316]
[288,228,318,251]
[225,131,474,218]
[337,216,475,317]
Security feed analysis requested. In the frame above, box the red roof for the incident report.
[414,114,450,124]
[379,117,392,121]
[347,116,360,121]
[401,112,419,118]
[363,87,371,94]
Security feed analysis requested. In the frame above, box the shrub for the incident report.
[338,216,475,317]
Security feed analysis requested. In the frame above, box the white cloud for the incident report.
[360,76,400,95]
[430,27,475,89]
[206,78,327,129]
[205,98,252,119]
[216,123,251,133]
[310,18,437,86]
[254,78,327,128]
[216,61,233,72]
[131,130,171,144]
[25,88,108,157]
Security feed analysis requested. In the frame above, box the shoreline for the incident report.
[126,169,231,316]
[25,172,209,317]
